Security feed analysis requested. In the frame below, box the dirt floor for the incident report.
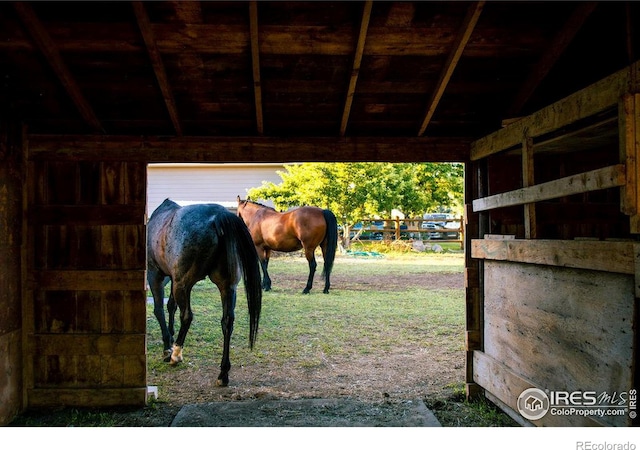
[8,260,517,427]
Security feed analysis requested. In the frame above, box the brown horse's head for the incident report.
[236,195,247,217]
[236,196,257,224]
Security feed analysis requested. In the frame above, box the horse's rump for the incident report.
[147,198,262,381]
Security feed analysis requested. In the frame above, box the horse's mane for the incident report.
[243,199,277,211]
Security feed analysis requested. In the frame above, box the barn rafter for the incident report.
[3,1,635,146]
[132,1,183,136]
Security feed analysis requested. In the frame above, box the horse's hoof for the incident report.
[215,378,229,387]
[169,345,183,365]
[162,349,172,363]
[302,289,310,294]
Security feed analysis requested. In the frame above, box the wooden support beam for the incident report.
[620,94,640,231]
[417,1,485,136]
[27,135,471,163]
[471,62,640,161]
[506,2,597,116]
[132,1,182,136]
[471,238,635,275]
[249,2,264,135]
[521,133,537,239]
[13,2,104,134]
[340,1,372,137]
[472,164,626,212]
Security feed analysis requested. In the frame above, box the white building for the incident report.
[147,163,285,216]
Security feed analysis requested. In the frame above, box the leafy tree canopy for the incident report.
[246,163,463,228]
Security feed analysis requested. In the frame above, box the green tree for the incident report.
[247,162,463,244]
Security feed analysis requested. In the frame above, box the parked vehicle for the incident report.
[421,214,461,240]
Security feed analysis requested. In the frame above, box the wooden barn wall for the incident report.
[0,122,25,424]
[468,62,640,427]
[478,260,634,427]
[24,153,148,408]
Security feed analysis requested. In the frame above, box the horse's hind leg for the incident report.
[169,281,194,365]
[302,247,317,294]
[321,243,331,294]
[167,289,176,346]
[212,273,237,387]
[260,248,272,291]
[148,272,173,361]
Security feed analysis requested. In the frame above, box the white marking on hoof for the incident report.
[169,345,183,365]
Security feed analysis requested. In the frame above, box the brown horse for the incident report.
[236,196,338,294]
[147,199,262,387]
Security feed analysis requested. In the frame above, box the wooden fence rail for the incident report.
[351,216,464,249]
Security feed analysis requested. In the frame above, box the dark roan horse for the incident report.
[147,199,262,387]
[236,196,338,294]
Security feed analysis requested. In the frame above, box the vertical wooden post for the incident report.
[522,132,537,238]
[395,217,400,240]
[626,93,640,426]
[465,160,483,400]
[620,93,640,231]
[0,121,26,425]
[632,243,640,427]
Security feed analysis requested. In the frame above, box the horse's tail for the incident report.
[215,212,262,349]
[321,209,338,280]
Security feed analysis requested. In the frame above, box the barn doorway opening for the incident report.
[143,161,474,425]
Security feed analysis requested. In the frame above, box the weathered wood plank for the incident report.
[0,246,21,332]
[480,261,634,426]
[521,134,536,238]
[0,330,22,425]
[471,62,639,160]
[472,164,626,212]
[473,351,604,426]
[31,270,146,290]
[29,205,145,225]
[249,1,264,135]
[634,243,640,299]
[27,136,471,163]
[101,161,126,205]
[27,388,147,408]
[124,162,147,209]
[32,334,146,356]
[620,94,640,230]
[471,238,634,274]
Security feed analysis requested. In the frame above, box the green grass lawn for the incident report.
[146,251,465,373]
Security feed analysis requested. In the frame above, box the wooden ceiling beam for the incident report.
[132,1,183,136]
[506,2,597,117]
[27,135,471,163]
[13,2,104,134]
[340,0,372,137]
[249,1,264,135]
[417,1,485,137]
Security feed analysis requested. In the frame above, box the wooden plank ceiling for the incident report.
[0,1,638,162]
